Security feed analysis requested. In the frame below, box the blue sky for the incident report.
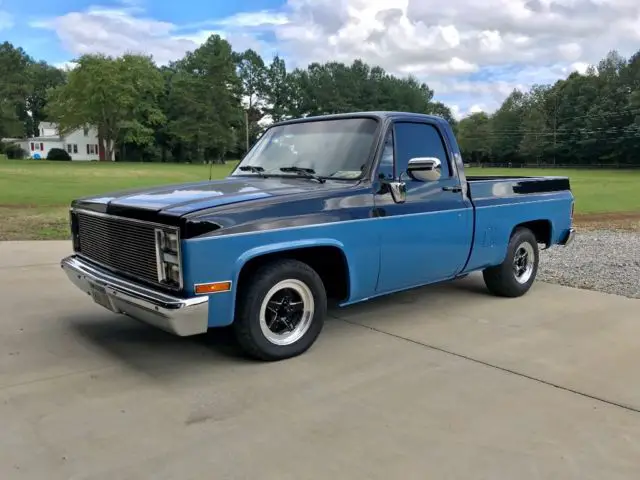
[1,0,282,63]
[1,0,638,117]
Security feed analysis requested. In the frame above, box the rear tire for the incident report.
[483,227,539,298]
[234,259,327,361]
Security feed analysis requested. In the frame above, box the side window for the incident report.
[394,122,451,178]
[377,129,395,180]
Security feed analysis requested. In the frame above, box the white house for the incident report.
[5,122,105,161]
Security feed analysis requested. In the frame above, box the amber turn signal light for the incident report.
[194,281,232,295]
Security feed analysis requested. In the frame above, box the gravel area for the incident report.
[539,229,640,299]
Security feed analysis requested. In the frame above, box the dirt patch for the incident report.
[574,212,640,232]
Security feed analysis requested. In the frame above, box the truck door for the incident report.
[374,120,473,293]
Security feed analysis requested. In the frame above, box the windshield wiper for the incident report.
[238,165,268,177]
[279,166,326,183]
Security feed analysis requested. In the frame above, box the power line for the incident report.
[460,133,640,142]
[463,106,640,132]
[469,126,640,135]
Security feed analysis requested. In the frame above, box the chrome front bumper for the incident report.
[61,255,209,336]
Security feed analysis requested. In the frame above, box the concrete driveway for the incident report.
[1,241,640,479]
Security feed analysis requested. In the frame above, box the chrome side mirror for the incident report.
[407,157,442,182]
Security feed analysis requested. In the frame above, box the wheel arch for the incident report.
[233,240,352,310]
[511,219,553,248]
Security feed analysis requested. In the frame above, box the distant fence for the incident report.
[466,162,640,170]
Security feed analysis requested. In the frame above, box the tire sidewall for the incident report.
[238,261,327,360]
[506,228,539,293]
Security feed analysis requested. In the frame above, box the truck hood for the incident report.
[72,176,352,218]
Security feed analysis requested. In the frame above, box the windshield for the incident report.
[232,118,379,180]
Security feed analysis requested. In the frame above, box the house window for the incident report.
[30,142,34,151]
[67,144,78,154]
[40,143,44,151]
[87,144,97,155]
[66,145,72,153]
[83,127,89,137]
[73,144,78,154]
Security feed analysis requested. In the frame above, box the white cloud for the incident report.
[30,7,195,65]
[0,10,13,30]
[570,62,591,74]
[53,61,78,71]
[263,0,640,111]
[214,11,290,28]
[28,0,640,114]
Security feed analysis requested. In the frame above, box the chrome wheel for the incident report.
[513,242,535,284]
[259,279,315,346]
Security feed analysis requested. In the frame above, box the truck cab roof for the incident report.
[272,111,450,128]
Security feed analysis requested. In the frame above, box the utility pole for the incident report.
[245,110,249,153]
[553,93,558,166]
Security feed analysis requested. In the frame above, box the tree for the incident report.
[0,42,31,139]
[262,55,290,123]
[168,35,243,163]
[457,112,493,163]
[46,53,165,161]
[425,101,456,125]
[0,36,626,167]
[236,49,267,148]
[26,61,66,137]
[489,90,526,163]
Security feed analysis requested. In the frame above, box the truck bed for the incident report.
[466,175,571,197]
[461,174,573,275]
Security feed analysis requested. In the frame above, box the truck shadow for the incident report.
[64,274,489,379]
[336,273,490,312]
[66,314,249,379]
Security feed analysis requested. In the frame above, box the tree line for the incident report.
[458,50,640,167]
[0,36,453,162]
[0,36,638,166]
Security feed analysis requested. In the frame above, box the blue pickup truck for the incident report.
[61,112,575,360]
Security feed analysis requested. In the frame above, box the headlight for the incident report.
[163,232,179,253]
[154,229,182,288]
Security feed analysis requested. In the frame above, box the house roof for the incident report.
[39,121,57,130]
[29,136,63,142]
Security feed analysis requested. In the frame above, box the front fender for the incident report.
[224,238,349,325]
[233,238,346,283]
[183,226,378,328]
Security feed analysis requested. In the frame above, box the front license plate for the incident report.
[89,283,116,312]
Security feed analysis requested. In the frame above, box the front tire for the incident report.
[483,227,539,298]
[234,259,327,361]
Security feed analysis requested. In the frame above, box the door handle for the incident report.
[442,185,462,193]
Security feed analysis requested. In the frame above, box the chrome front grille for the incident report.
[73,210,180,289]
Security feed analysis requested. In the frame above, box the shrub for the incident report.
[47,148,72,161]
[5,144,27,159]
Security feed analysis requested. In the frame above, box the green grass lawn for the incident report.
[0,159,237,240]
[0,159,638,240]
